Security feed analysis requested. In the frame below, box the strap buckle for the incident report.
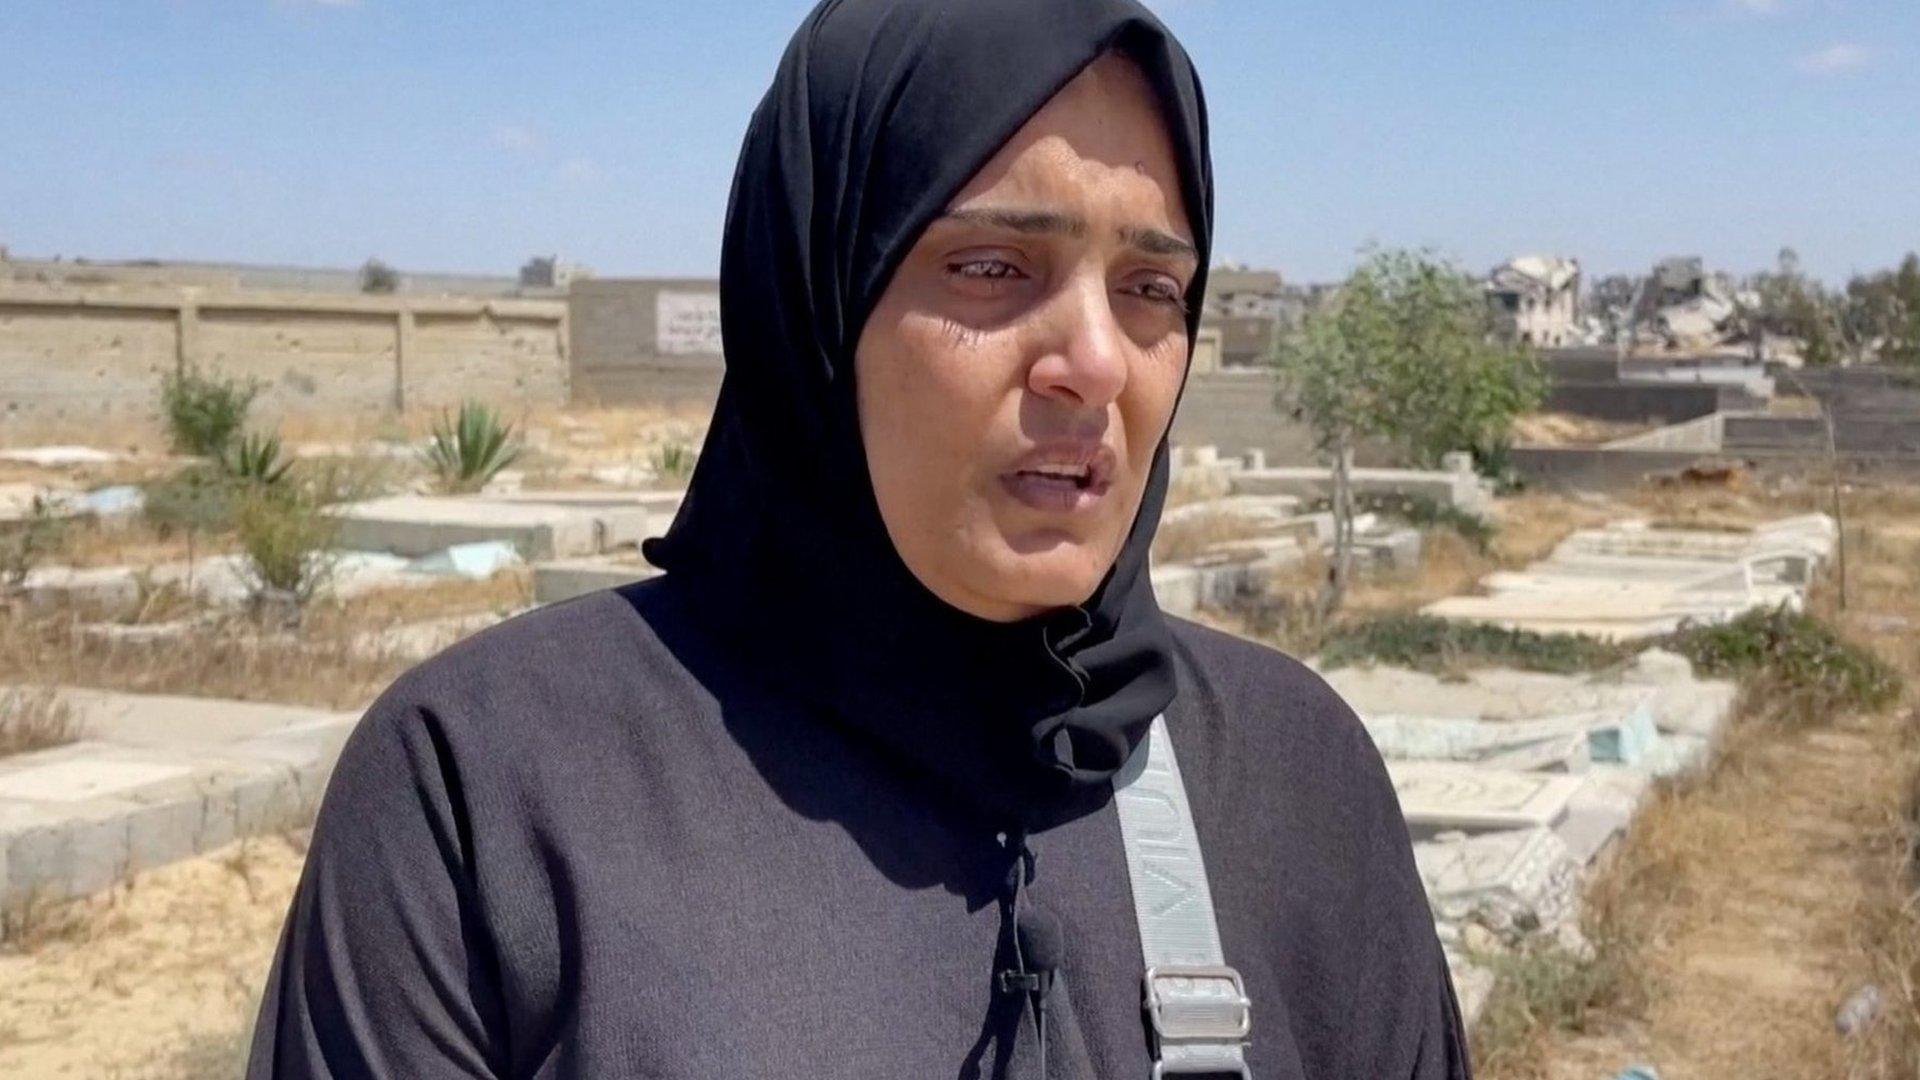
[1144,964,1252,1077]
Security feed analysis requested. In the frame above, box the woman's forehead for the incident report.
[943,56,1194,247]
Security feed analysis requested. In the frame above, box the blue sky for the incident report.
[3,1,1916,285]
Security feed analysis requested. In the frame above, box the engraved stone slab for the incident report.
[0,757,192,803]
[1415,827,1580,933]
[1387,763,1585,833]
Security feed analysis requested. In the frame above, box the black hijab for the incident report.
[645,0,1213,832]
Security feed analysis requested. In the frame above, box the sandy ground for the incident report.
[0,835,304,1079]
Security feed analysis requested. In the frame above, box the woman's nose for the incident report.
[1025,275,1128,409]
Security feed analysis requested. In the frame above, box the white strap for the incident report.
[1113,715,1252,1078]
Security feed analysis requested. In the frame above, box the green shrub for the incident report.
[649,442,698,488]
[0,495,69,588]
[1665,606,1903,721]
[142,465,239,537]
[422,401,523,495]
[222,431,293,487]
[233,489,340,608]
[1318,613,1636,675]
[160,369,259,458]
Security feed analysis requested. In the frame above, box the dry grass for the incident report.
[1150,510,1271,564]
[1512,412,1654,448]
[1488,491,1620,568]
[0,572,524,711]
[0,684,82,758]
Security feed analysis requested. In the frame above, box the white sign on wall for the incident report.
[655,291,723,356]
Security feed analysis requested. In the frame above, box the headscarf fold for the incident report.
[645,0,1214,830]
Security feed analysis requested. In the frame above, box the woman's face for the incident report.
[855,54,1197,623]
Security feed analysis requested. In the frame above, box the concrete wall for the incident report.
[1169,371,1348,465]
[1543,381,1729,425]
[1724,415,1920,457]
[568,278,726,409]
[0,282,567,429]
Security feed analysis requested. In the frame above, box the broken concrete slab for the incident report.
[1415,827,1581,935]
[1387,763,1588,834]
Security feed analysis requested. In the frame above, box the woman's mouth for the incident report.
[999,447,1115,513]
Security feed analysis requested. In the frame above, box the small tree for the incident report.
[160,368,259,458]
[1272,249,1543,617]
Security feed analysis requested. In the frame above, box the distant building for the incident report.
[520,255,594,290]
[1200,265,1285,366]
[1204,266,1285,320]
[1487,255,1581,348]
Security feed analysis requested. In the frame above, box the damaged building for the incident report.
[1635,256,1746,353]
[1487,256,1582,347]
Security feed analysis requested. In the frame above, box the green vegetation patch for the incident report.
[1666,606,1903,719]
[1318,613,1636,675]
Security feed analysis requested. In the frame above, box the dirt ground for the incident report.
[0,835,305,1079]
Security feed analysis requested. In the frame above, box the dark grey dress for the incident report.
[246,578,1467,1078]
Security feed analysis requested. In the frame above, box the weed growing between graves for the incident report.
[1666,606,1904,725]
[0,494,68,587]
[1469,931,1643,1075]
[160,369,259,459]
[0,685,80,757]
[1316,613,1637,675]
[232,488,340,612]
[423,400,524,494]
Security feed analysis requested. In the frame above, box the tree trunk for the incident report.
[1319,434,1356,621]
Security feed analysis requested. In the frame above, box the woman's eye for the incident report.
[948,258,1023,280]
[1127,277,1187,309]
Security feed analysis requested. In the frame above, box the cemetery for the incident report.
[0,397,1913,1077]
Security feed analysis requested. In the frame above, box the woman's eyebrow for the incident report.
[939,206,1197,262]
[940,206,1088,237]
[1120,225,1198,261]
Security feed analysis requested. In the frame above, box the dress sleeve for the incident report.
[246,690,508,1079]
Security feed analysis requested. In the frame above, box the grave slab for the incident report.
[331,496,604,559]
[1387,763,1587,834]
[0,691,361,918]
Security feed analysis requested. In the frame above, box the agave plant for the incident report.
[648,442,698,488]
[223,431,294,487]
[423,401,524,494]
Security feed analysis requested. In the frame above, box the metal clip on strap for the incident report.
[1113,716,1253,1078]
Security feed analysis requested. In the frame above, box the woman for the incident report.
[248,1,1469,1077]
